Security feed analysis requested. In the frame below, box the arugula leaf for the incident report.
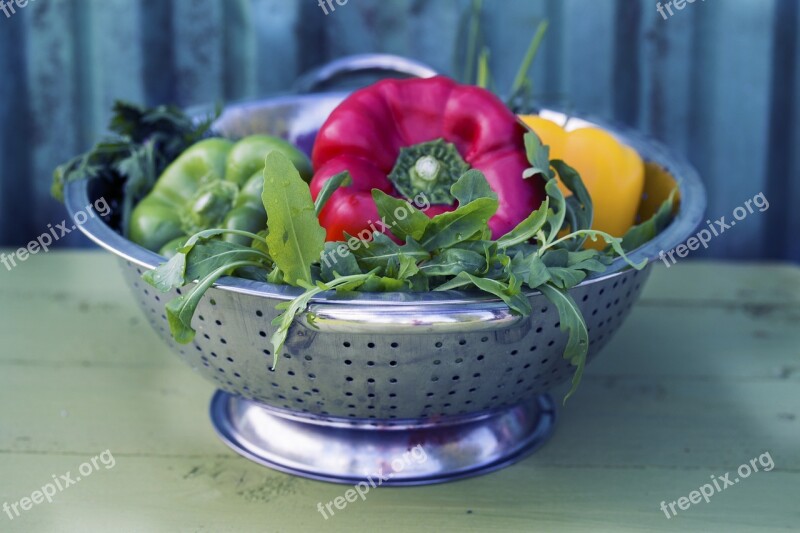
[262,152,326,286]
[567,249,612,273]
[545,267,587,289]
[467,274,532,315]
[525,254,551,287]
[349,232,398,272]
[396,254,421,280]
[538,283,589,403]
[359,276,410,292]
[420,198,498,251]
[166,260,265,344]
[508,251,550,288]
[522,131,552,179]
[419,248,487,277]
[615,188,678,253]
[184,240,271,281]
[541,229,648,271]
[268,272,378,367]
[320,242,362,280]
[314,171,352,216]
[496,197,549,249]
[543,178,567,243]
[142,228,269,291]
[433,272,477,291]
[433,271,532,315]
[451,169,498,204]
[541,249,585,289]
[551,159,593,250]
[371,189,430,241]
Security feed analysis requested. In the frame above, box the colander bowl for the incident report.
[64,56,705,485]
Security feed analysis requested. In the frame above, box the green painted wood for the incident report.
[683,1,777,260]
[774,1,800,261]
[0,252,797,531]
[172,0,226,106]
[87,0,146,132]
[22,0,85,247]
[561,0,617,118]
[249,0,311,96]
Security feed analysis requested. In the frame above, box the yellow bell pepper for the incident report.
[519,115,645,242]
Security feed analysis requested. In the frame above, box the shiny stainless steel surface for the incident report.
[112,255,650,419]
[211,391,555,485]
[293,53,437,93]
[64,55,705,483]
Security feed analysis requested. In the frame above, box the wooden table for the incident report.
[1,252,797,532]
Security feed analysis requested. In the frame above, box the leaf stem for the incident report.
[509,20,549,99]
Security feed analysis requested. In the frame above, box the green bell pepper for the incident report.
[129,135,311,253]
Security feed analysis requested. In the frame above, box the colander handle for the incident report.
[293,54,438,93]
[299,302,524,334]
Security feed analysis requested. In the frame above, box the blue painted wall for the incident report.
[0,0,797,261]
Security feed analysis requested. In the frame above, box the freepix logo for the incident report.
[317,0,348,16]
[316,445,428,520]
[0,197,111,272]
[0,0,35,20]
[658,192,768,267]
[3,450,116,521]
[656,0,706,21]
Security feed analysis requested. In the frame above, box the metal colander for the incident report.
[64,55,705,484]
[119,259,649,420]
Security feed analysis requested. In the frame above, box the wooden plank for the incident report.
[771,0,800,262]
[559,0,617,119]
[641,261,800,305]
[685,0,776,260]
[636,0,697,156]
[86,0,145,131]
[323,0,466,77]
[248,0,308,96]
[0,3,35,245]
[0,454,795,532]
[476,0,551,96]
[22,0,86,247]
[171,0,225,106]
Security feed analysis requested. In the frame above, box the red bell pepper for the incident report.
[310,76,545,241]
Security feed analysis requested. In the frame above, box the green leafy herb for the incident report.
[522,132,552,180]
[420,248,487,277]
[496,197,549,249]
[508,20,549,109]
[371,189,430,241]
[320,242,362,280]
[262,152,326,286]
[52,101,218,232]
[314,171,352,215]
[551,159,593,250]
[268,272,378,367]
[165,260,265,344]
[615,188,678,253]
[451,169,498,204]
[538,284,588,402]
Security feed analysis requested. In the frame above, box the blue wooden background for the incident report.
[0,0,798,261]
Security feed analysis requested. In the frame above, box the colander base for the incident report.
[210,390,556,485]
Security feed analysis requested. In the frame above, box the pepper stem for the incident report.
[388,139,470,205]
[414,156,441,182]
